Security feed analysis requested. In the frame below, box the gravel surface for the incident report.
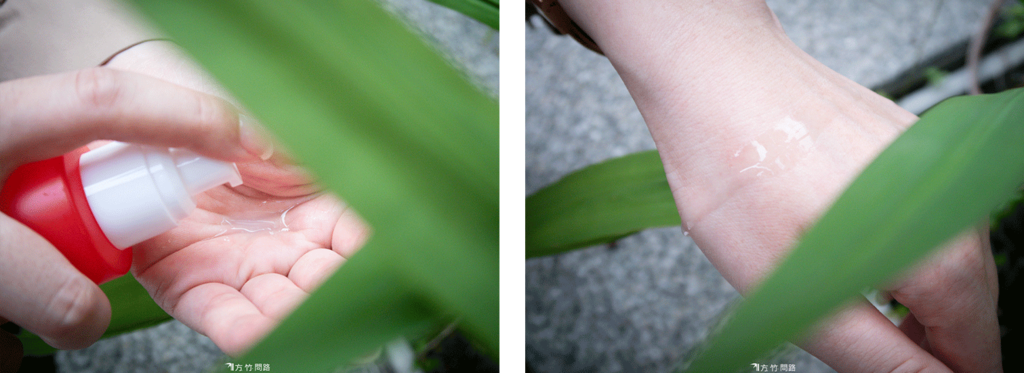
[525,1,993,372]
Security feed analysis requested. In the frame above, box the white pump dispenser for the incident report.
[78,142,243,249]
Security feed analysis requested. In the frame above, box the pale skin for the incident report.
[0,40,368,361]
[556,0,1001,372]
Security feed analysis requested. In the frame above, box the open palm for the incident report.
[94,42,371,356]
[131,156,368,355]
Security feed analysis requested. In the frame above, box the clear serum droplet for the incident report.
[214,204,296,237]
[732,116,816,177]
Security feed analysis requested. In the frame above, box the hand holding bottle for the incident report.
[1,45,371,361]
[0,67,267,354]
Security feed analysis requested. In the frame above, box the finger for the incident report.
[897,313,930,352]
[331,206,370,259]
[0,214,110,349]
[288,249,345,292]
[277,194,341,249]
[102,42,283,163]
[800,302,952,373]
[173,282,274,356]
[890,231,1002,373]
[234,159,319,198]
[977,225,999,303]
[0,68,271,170]
[239,273,308,320]
[239,114,276,162]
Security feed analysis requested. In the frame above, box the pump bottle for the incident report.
[0,142,242,284]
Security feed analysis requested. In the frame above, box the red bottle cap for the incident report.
[0,147,132,284]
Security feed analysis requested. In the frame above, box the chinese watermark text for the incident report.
[751,363,796,371]
[225,362,271,371]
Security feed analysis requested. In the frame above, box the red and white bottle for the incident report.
[0,142,242,284]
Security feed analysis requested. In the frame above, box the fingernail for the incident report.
[239,114,274,161]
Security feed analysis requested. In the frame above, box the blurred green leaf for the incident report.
[124,0,497,371]
[998,3,1024,39]
[995,253,1008,266]
[425,0,498,30]
[874,89,894,101]
[96,274,172,338]
[685,89,1024,371]
[526,151,680,258]
[924,66,948,87]
[996,21,1024,39]
[16,333,56,357]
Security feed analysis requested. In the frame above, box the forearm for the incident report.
[558,0,795,144]
[559,0,785,104]
[0,0,162,81]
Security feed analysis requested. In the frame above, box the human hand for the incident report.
[98,41,370,356]
[130,153,369,356]
[0,67,265,356]
[557,1,1001,371]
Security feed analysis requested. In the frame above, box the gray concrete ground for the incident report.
[525,1,993,372]
[55,1,497,372]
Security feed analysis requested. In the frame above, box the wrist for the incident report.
[104,40,231,99]
[99,39,173,66]
[564,1,917,239]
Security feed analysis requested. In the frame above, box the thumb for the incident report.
[0,213,111,350]
[800,302,953,373]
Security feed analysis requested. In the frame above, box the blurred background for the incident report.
[526,0,1024,372]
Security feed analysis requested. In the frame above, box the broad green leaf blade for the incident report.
[15,332,56,357]
[18,274,170,356]
[228,247,440,373]
[526,151,681,258]
[686,89,1024,371]
[425,0,498,30]
[125,0,497,370]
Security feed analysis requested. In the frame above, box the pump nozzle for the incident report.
[171,148,243,196]
[79,142,243,249]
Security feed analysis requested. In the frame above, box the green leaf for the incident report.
[18,274,170,356]
[526,150,681,258]
[424,0,498,30]
[924,66,947,87]
[16,333,56,357]
[123,0,497,371]
[996,20,1024,39]
[96,274,172,338]
[229,247,442,373]
[990,189,1023,228]
[685,89,1024,371]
